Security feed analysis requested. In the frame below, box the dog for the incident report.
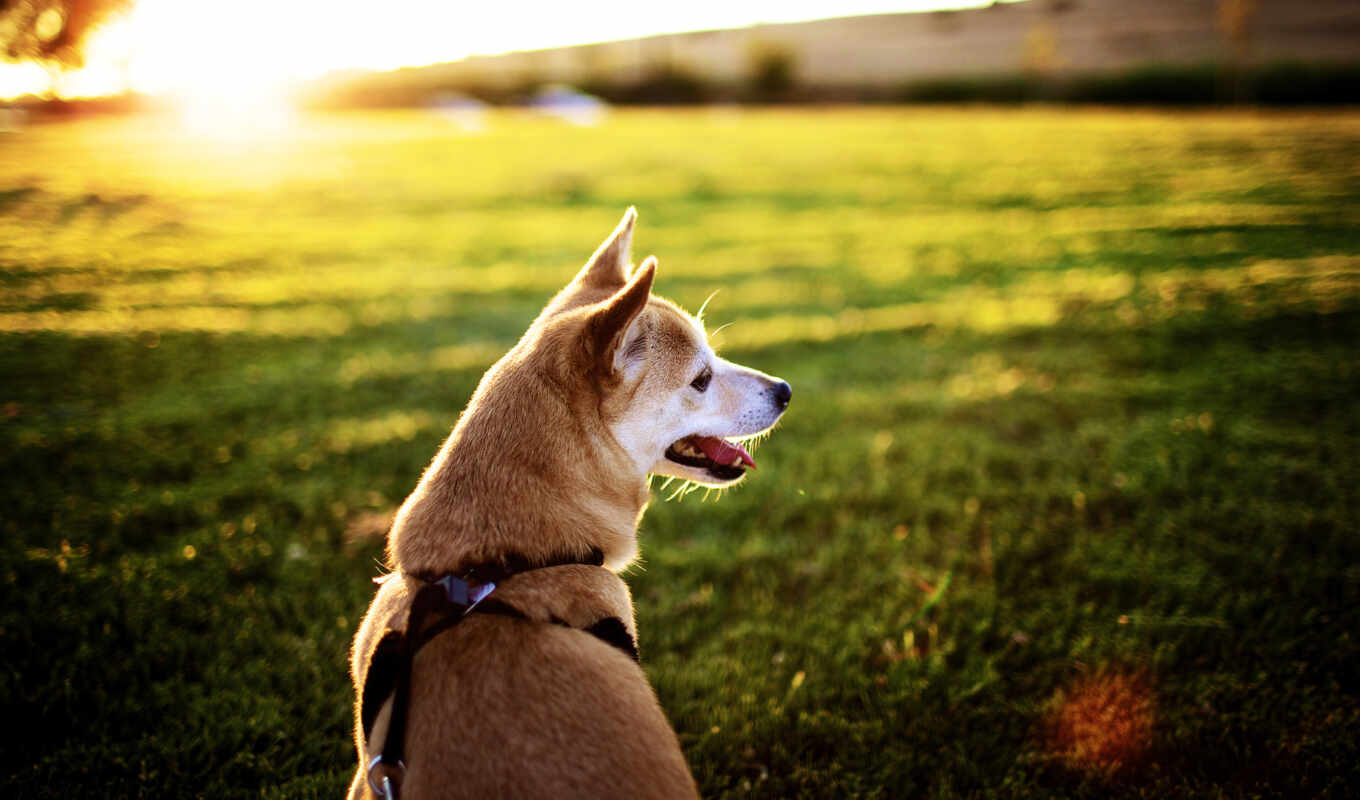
[347,208,791,799]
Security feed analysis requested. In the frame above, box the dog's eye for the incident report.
[690,367,712,393]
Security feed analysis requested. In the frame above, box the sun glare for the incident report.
[1,0,1012,105]
[174,86,297,139]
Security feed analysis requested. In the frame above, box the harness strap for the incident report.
[583,615,640,663]
[361,551,632,799]
[378,581,446,769]
[410,547,605,587]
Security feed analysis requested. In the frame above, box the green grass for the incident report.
[1,107,1358,798]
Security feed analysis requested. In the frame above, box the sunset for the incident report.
[2,0,1358,796]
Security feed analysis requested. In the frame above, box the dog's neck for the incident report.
[387,356,649,577]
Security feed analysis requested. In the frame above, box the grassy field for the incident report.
[1,107,1358,798]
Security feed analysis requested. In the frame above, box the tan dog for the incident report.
[348,208,790,799]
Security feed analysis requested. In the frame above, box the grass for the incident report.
[1,107,1357,798]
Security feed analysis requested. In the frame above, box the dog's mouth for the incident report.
[664,435,756,482]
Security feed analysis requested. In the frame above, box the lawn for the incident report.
[1,107,1357,798]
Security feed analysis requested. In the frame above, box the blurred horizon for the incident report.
[0,0,1019,101]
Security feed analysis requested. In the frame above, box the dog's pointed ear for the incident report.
[574,207,637,290]
[587,256,656,375]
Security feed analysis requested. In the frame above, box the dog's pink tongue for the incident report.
[695,436,756,470]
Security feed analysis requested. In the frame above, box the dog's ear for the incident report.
[574,207,637,290]
[587,256,656,375]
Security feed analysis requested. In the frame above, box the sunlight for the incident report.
[124,0,314,99]
[51,12,138,97]
[321,410,440,454]
[174,85,297,139]
[0,61,47,99]
[1,1,1016,102]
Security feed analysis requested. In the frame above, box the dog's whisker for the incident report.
[696,289,720,323]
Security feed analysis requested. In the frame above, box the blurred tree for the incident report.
[746,39,797,99]
[1021,21,1066,100]
[1,0,131,68]
[1217,0,1256,101]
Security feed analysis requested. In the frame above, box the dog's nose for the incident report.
[771,381,792,411]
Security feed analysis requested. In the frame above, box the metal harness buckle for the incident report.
[434,574,496,612]
[368,753,406,799]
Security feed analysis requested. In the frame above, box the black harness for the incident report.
[361,549,638,799]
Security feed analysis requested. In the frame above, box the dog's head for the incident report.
[387,209,790,574]
[536,208,790,489]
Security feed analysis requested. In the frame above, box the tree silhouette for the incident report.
[1,0,132,68]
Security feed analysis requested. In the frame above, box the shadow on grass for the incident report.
[0,185,39,213]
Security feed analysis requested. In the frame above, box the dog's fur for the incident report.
[348,209,788,799]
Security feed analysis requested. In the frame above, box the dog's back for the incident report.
[349,569,695,799]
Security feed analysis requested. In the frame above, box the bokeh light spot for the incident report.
[1044,669,1156,774]
[34,7,65,42]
